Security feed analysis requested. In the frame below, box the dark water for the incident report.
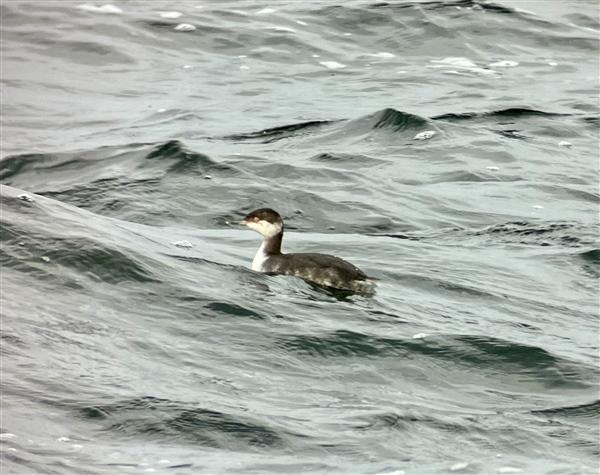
[1,1,599,474]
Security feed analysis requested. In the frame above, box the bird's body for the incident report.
[241,208,376,294]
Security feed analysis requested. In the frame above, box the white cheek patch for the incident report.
[246,221,259,232]
[247,220,281,238]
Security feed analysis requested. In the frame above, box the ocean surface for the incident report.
[1,1,599,474]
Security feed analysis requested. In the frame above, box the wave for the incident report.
[375,220,596,249]
[145,140,231,174]
[1,184,161,286]
[469,221,595,247]
[224,120,337,143]
[1,140,229,187]
[579,249,600,262]
[531,399,600,419]
[431,107,571,122]
[0,141,238,224]
[0,140,225,183]
[78,396,290,449]
[276,330,598,387]
[370,0,515,14]
[2,228,159,285]
[579,249,600,278]
[224,108,436,145]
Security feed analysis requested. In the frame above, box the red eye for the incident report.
[253,217,259,222]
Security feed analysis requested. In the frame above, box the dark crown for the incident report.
[243,208,283,224]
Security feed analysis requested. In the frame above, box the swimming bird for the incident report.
[240,208,376,294]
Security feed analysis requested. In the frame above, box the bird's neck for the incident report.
[252,231,283,272]
[261,230,283,255]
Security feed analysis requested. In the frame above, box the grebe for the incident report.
[240,208,376,294]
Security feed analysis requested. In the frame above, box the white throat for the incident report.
[252,239,269,272]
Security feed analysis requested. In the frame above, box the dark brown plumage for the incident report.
[241,208,376,294]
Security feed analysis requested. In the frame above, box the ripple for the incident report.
[79,396,291,449]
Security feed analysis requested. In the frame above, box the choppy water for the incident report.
[1,1,599,474]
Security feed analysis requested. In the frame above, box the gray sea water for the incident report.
[1,1,599,474]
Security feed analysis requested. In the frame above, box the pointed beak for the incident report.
[239,219,248,226]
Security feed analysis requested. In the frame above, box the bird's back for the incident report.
[263,252,375,293]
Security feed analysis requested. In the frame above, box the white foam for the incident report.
[17,193,35,202]
[498,468,523,474]
[174,23,196,32]
[171,241,193,249]
[319,61,346,70]
[431,57,477,69]
[266,26,296,33]
[489,60,518,68]
[240,65,250,70]
[514,7,536,15]
[470,68,496,75]
[57,436,70,442]
[0,433,17,439]
[41,256,50,262]
[76,3,122,14]
[559,141,572,147]
[532,205,544,209]
[369,52,396,58]
[296,20,308,26]
[450,462,469,471]
[252,46,287,54]
[414,131,436,140]
[430,57,497,75]
[158,11,181,19]
[256,8,276,15]
[412,333,428,339]
[486,166,499,171]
